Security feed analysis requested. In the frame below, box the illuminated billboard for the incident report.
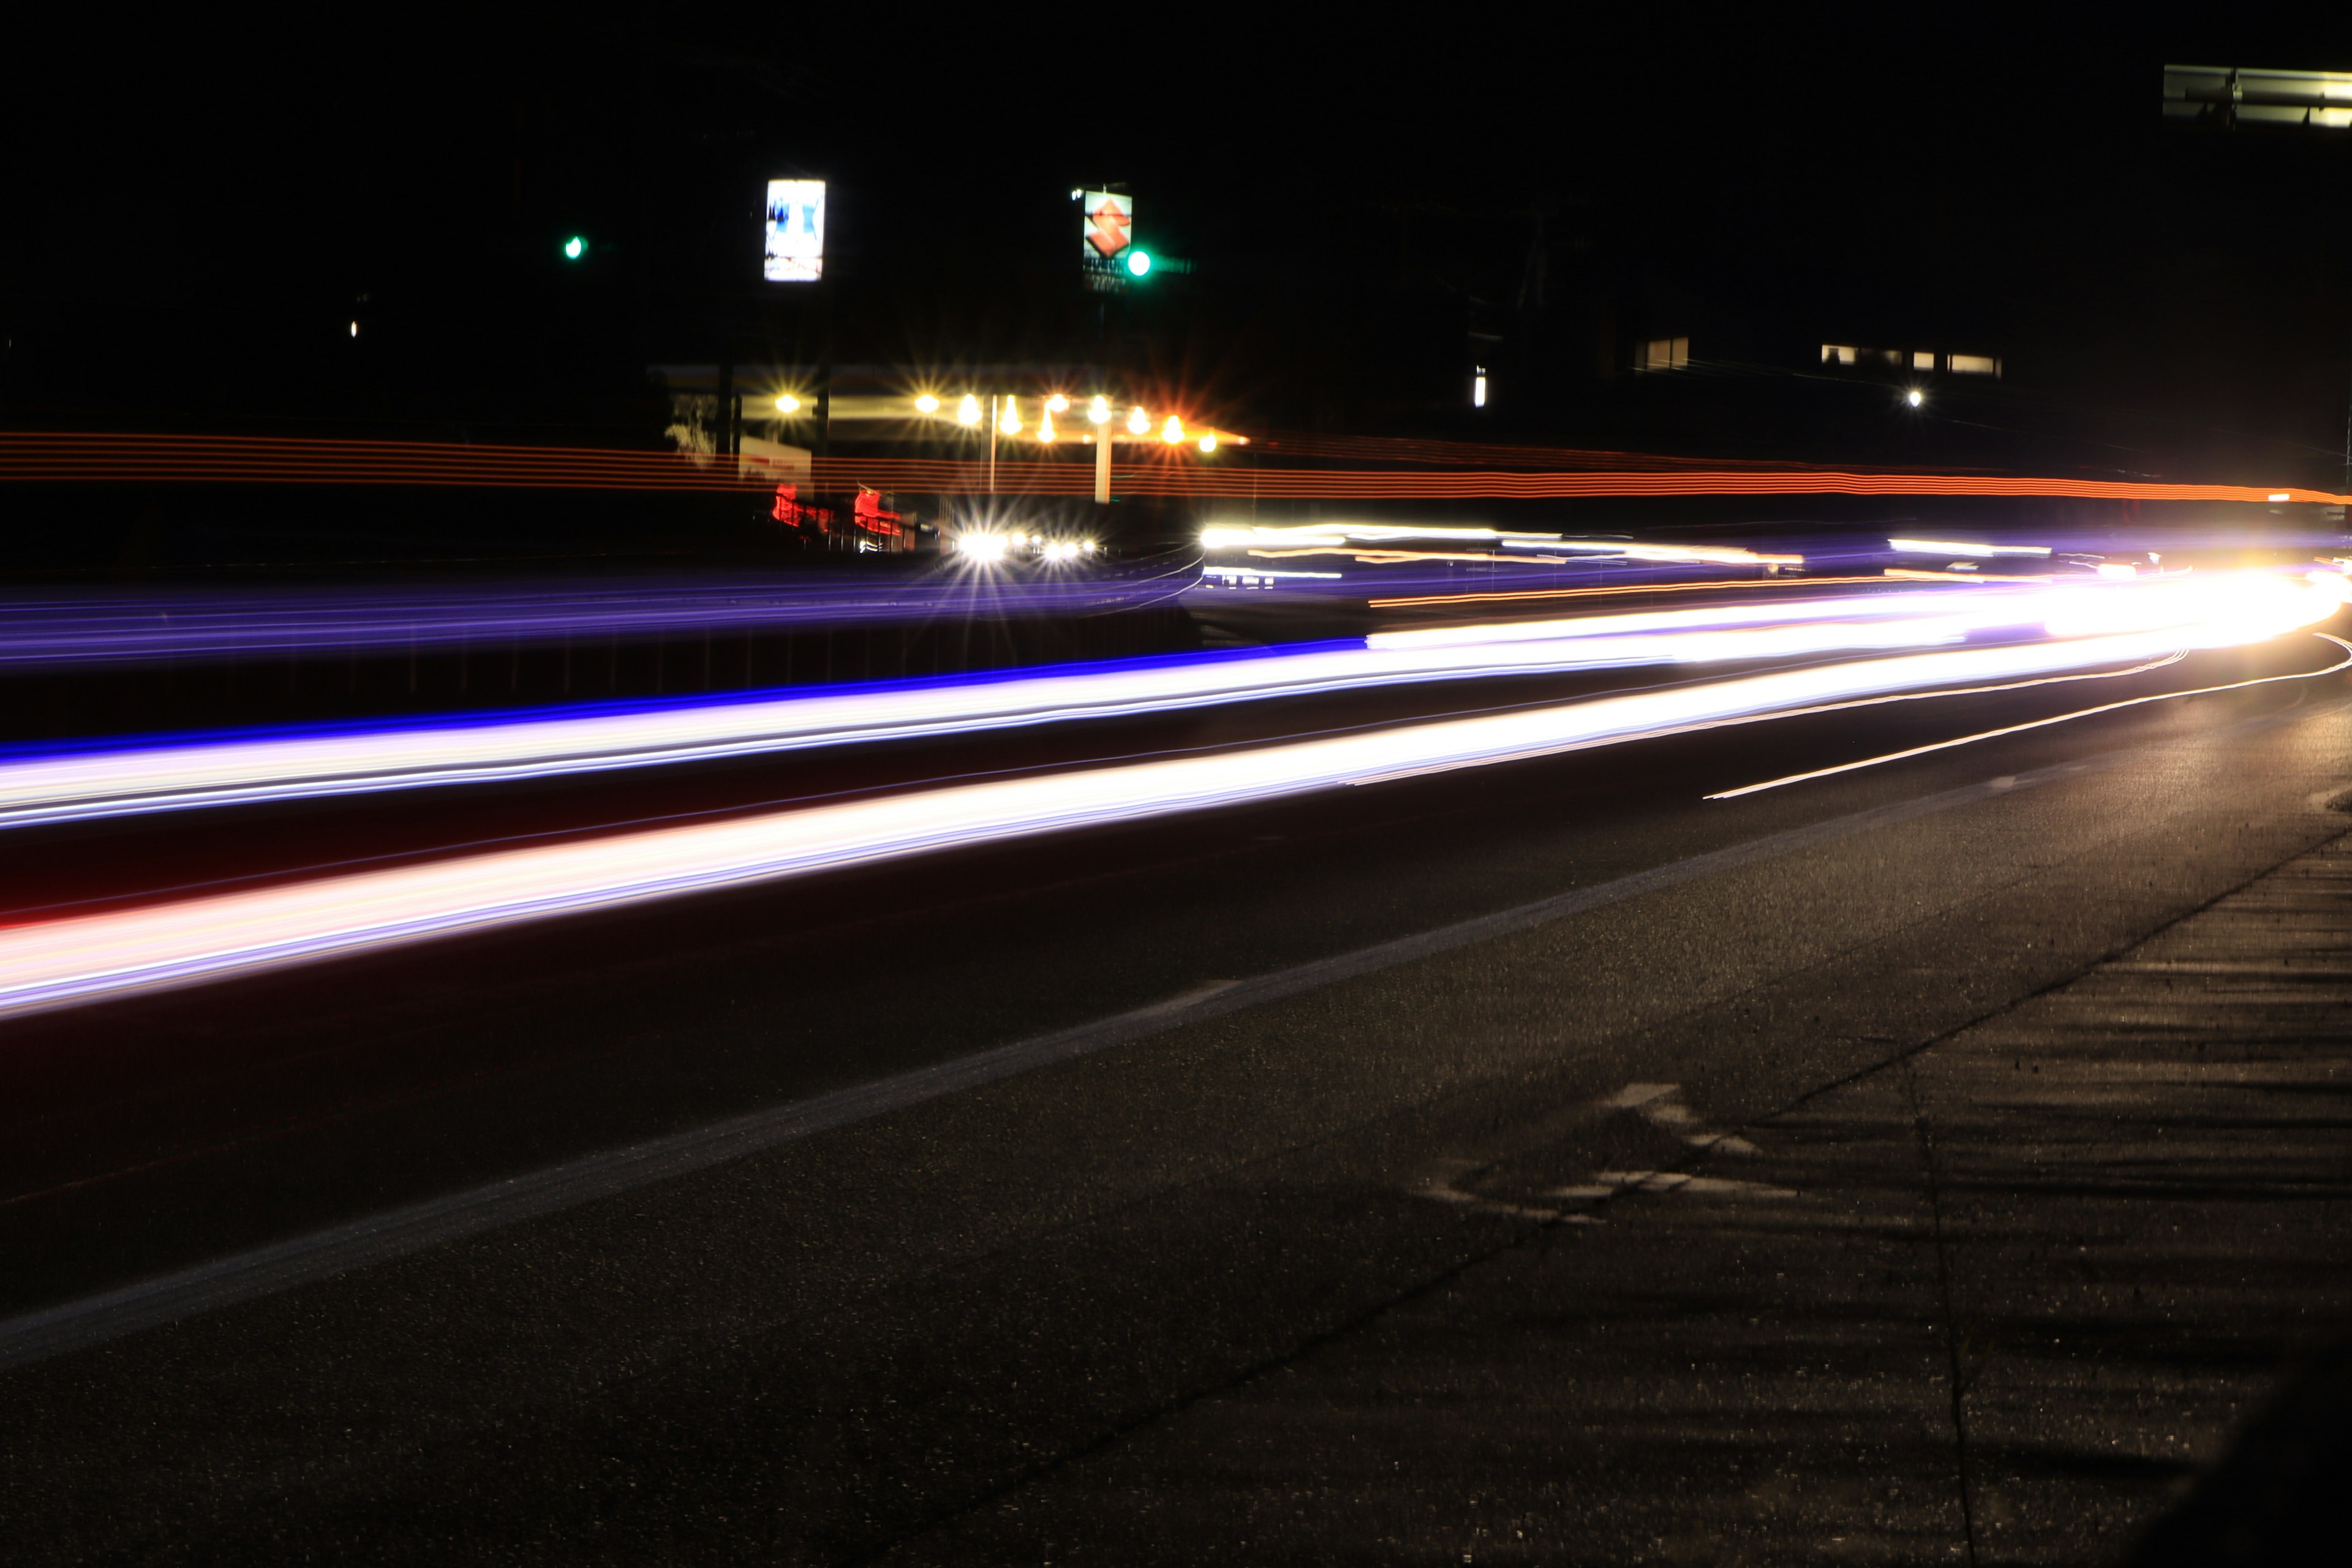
[764,179,826,282]
[1080,190,1132,283]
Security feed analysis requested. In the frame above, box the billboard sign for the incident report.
[1080,190,1132,284]
[764,179,826,282]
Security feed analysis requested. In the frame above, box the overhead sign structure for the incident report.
[764,179,826,282]
[1080,190,1133,287]
[2164,66,2352,129]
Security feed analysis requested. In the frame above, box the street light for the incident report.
[1127,406,1150,435]
[915,394,940,414]
[775,394,801,413]
[957,394,982,427]
[1905,388,1925,408]
[1088,395,1112,425]
[1161,414,1185,445]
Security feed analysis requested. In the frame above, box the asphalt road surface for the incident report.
[2,628,2348,1562]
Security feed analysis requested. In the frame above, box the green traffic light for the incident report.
[562,235,586,261]
[1125,249,1152,278]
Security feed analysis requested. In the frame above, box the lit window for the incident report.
[1822,344,1857,366]
[1641,336,1690,371]
[1948,353,2000,376]
[1912,350,1935,371]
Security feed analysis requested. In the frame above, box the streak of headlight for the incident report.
[1213,523,1803,568]
[1887,538,2054,557]
[1883,568,2048,582]
[2039,571,2339,643]
[1705,635,2352,799]
[0,589,2054,830]
[0,628,2294,1022]
[1370,576,1893,609]
[0,571,1200,668]
[1364,588,2044,650]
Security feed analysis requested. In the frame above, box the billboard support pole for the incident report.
[814,277,834,458]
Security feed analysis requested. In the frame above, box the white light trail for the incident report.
[1887,538,2054,557]
[0,586,2054,831]
[1201,522,1804,567]
[0,624,2311,1023]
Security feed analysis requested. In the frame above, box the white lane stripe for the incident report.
[2,687,2342,1372]
[1706,635,2352,799]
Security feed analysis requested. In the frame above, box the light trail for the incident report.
[1705,635,2352,799]
[0,585,2057,830]
[0,569,1196,669]
[4,433,2348,505]
[1370,576,1894,609]
[1205,523,1804,568]
[0,570,2334,831]
[1,570,2343,1023]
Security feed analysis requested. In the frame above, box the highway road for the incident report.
[1,575,2348,1561]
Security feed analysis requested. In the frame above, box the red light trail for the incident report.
[1,433,2345,506]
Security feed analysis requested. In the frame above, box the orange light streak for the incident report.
[2,435,2345,506]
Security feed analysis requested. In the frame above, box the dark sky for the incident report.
[4,8,2346,472]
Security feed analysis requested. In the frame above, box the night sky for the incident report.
[5,11,2346,481]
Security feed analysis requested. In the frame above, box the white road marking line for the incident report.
[1708,634,2352,799]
